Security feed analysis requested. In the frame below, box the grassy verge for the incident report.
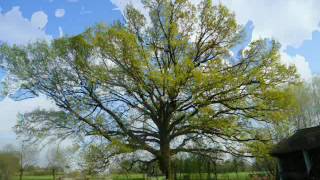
[111,172,267,180]
[13,176,55,180]
[14,172,268,180]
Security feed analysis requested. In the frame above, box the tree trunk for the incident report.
[196,157,202,180]
[198,160,202,180]
[213,161,217,180]
[19,168,23,180]
[158,119,173,180]
[207,161,211,180]
[52,168,56,180]
[159,153,172,179]
[20,148,23,180]
[173,161,177,180]
[159,141,172,180]
[5,168,9,180]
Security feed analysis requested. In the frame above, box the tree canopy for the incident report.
[289,77,320,129]
[0,0,298,179]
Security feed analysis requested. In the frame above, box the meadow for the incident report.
[13,172,269,180]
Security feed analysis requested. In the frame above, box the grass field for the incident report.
[112,172,267,180]
[13,176,54,180]
[13,172,268,180]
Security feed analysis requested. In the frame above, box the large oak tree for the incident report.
[1,0,298,179]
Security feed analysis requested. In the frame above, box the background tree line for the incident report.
[0,143,71,180]
[290,76,320,130]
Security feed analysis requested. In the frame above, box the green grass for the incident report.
[111,172,268,180]
[218,172,252,180]
[13,176,54,180]
[112,173,147,180]
[14,172,268,180]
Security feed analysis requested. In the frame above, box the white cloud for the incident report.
[55,8,65,18]
[58,26,64,37]
[0,132,16,148]
[219,0,318,80]
[0,7,51,45]
[110,0,145,15]
[80,6,92,15]
[0,96,56,146]
[31,11,48,29]
[221,0,320,48]
[0,7,54,147]
[0,96,55,133]
[281,52,312,81]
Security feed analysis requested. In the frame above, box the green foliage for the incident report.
[0,0,299,178]
[46,146,70,176]
[288,76,320,129]
[79,143,129,174]
[0,151,19,180]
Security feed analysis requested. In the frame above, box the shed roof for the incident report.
[271,126,320,156]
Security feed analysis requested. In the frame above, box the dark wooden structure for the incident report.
[271,126,320,180]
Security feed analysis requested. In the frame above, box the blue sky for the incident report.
[0,0,123,40]
[1,0,320,147]
[286,31,320,74]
